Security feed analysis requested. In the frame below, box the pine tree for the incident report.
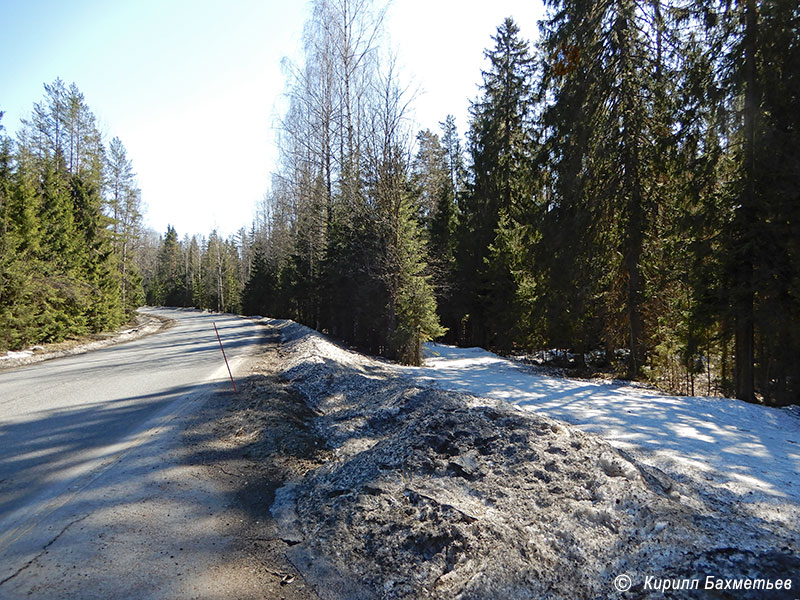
[4,81,128,343]
[440,115,465,203]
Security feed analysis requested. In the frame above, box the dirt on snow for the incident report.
[225,319,798,600]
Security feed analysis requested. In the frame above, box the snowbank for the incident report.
[268,321,799,599]
[0,349,35,361]
[405,344,800,532]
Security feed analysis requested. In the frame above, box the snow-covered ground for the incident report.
[403,344,800,511]
[273,321,800,598]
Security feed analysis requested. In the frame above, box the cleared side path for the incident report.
[0,308,268,598]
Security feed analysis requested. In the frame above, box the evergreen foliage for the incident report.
[457,18,537,351]
[241,243,277,316]
[236,2,798,400]
[0,81,141,350]
[141,226,245,315]
[238,0,446,366]
[413,124,459,343]
[392,191,447,364]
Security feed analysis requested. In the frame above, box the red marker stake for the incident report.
[213,321,237,393]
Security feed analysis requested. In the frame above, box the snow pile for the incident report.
[406,343,800,533]
[269,319,382,375]
[267,318,392,417]
[269,322,799,599]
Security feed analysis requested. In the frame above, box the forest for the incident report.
[0,80,143,349]
[1,0,798,406]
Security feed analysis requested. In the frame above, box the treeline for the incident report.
[140,225,247,314]
[7,1,796,407]
[0,80,144,350]
[241,0,799,405]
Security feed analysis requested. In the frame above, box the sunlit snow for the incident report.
[400,343,800,507]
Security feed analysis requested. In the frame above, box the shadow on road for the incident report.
[0,324,320,599]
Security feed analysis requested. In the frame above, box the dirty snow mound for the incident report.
[409,342,800,523]
[266,321,799,599]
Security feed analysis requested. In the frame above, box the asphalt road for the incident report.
[0,308,268,598]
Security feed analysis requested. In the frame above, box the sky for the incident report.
[1,0,544,239]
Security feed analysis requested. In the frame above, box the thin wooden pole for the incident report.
[213,321,237,393]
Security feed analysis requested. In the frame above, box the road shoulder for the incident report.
[182,329,325,599]
[0,310,174,371]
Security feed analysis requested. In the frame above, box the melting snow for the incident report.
[401,343,800,510]
[0,350,34,361]
[269,321,800,598]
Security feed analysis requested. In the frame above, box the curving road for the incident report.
[0,308,267,598]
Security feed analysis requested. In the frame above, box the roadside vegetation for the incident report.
[0,81,143,350]
[239,0,800,406]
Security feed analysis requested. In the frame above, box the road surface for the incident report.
[0,308,268,598]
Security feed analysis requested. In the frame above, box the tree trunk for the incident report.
[619,2,645,379]
[735,0,758,402]
[121,239,128,310]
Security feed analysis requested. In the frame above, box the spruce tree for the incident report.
[457,17,536,350]
[413,125,460,343]
[150,226,182,306]
[538,0,674,376]
[242,243,277,316]
[393,192,447,365]
[698,0,800,403]
[71,175,122,331]
[0,129,38,349]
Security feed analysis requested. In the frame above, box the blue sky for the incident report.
[1,0,544,238]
